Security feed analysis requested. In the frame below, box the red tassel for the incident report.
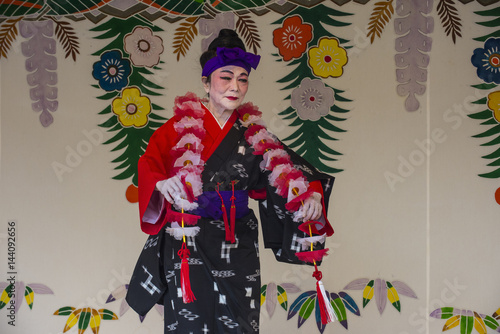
[216,183,233,242]
[229,181,237,243]
[178,243,196,303]
[313,269,336,325]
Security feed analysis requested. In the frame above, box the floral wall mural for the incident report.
[1,1,500,334]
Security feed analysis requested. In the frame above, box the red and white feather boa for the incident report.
[168,93,328,249]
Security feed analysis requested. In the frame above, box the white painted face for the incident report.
[202,65,249,115]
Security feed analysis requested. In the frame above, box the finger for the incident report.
[176,180,187,198]
[163,191,174,204]
[311,204,321,220]
[303,203,314,221]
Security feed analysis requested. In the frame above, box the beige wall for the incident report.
[1,2,499,334]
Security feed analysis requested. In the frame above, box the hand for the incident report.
[156,176,186,204]
[302,192,322,221]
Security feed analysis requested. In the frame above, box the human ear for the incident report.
[201,76,210,93]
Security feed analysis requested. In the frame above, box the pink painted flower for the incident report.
[124,26,164,67]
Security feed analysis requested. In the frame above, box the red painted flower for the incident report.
[273,16,313,61]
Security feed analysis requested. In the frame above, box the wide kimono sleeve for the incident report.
[137,120,176,235]
[257,143,335,265]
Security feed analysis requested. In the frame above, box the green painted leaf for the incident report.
[99,308,118,320]
[484,315,500,330]
[54,306,75,316]
[261,284,267,297]
[298,296,315,325]
[469,110,494,120]
[78,310,91,331]
[461,315,474,334]
[277,285,288,311]
[331,294,347,322]
[471,83,498,90]
[479,168,500,178]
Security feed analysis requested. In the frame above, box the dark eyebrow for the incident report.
[220,69,248,77]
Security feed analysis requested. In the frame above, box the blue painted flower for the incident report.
[471,38,500,84]
[92,50,131,91]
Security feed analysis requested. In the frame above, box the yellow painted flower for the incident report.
[487,90,500,122]
[112,87,151,127]
[307,37,348,78]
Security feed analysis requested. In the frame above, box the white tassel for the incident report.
[317,280,337,324]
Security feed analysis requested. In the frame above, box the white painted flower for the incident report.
[291,77,335,121]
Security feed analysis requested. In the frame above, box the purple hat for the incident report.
[202,47,261,77]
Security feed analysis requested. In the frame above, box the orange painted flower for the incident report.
[273,16,313,61]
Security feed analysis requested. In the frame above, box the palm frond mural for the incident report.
[437,0,463,43]
[344,278,417,314]
[173,16,200,61]
[235,13,261,55]
[90,17,168,203]
[367,0,395,43]
[0,17,22,59]
[261,282,301,318]
[287,289,360,334]
[469,6,500,204]
[430,306,500,334]
[271,5,352,174]
[0,282,54,313]
[54,306,118,334]
[51,17,80,61]
[367,0,465,112]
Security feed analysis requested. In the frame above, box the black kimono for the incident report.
[126,96,334,333]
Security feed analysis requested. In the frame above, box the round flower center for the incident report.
[126,103,138,115]
[289,34,296,42]
[138,40,151,53]
[108,65,118,77]
[490,53,500,67]
[324,55,332,63]
[302,88,322,109]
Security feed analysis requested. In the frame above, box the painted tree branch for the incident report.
[236,14,261,54]
[367,0,394,43]
[437,0,462,44]
[51,18,80,61]
[173,16,199,61]
[0,17,22,59]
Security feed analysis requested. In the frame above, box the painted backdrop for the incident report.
[1,1,500,334]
